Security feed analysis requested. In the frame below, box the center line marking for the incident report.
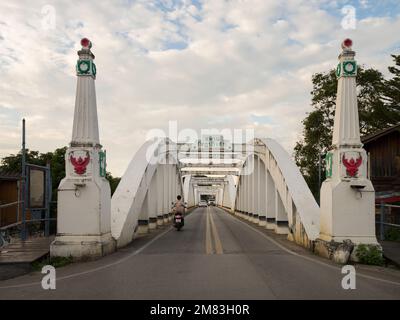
[209,207,223,254]
[205,206,213,254]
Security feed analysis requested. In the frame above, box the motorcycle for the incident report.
[174,213,184,231]
[171,201,186,231]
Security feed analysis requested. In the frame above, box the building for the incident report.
[362,125,400,230]
[0,170,22,227]
[362,124,400,204]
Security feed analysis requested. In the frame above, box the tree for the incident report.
[0,147,120,199]
[106,172,121,196]
[383,54,400,114]
[295,63,400,200]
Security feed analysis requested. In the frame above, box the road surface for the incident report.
[1,206,400,299]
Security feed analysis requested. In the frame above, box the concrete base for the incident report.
[258,219,266,227]
[137,225,149,234]
[266,218,276,230]
[314,238,383,265]
[252,215,259,225]
[157,216,164,226]
[163,214,169,224]
[275,222,289,235]
[50,233,115,261]
[320,175,378,245]
[149,218,157,230]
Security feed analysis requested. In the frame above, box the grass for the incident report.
[32,255,73,271]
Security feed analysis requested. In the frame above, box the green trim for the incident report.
[76,59,96,78]
[92,62,96,77]
[337,60,357,78]
[99,151,106,177]
[325,152,333,178]
[336,63,341,78]
[343,61,357,76]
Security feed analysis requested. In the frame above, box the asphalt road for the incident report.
[1,206,400,299]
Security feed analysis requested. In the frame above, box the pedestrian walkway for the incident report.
[0,236,54,280]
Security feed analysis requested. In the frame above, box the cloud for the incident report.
[0,0,399,176]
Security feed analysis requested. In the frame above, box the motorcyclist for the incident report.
[172,195,186,226]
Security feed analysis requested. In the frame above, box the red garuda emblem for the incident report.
[342,154,362,177]
[70,152,90,175]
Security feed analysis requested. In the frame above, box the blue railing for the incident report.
[376,202,400,241]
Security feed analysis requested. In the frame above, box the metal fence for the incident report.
[376,203,400,241]
[0,200,56,245]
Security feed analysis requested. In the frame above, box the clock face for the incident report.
[80,63,89,71]
[344,63,354,72]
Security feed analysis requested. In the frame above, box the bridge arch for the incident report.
[111,138,183,248]
[227,138,320,247]
[111,136,320,250]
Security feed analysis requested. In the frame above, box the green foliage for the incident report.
[355,244,384,266]
[0,147,67,201]
[295,56,400,200]
[32,255,73,270]
[0,147,121,199]
[106,171,121,195]
[385,227,400,241]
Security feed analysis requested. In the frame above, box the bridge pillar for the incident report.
[265,170,276,230]
[253,156,260,225]
[249,156,255,223]
[50,38,115,260]
[239,183,244,217]
[156,166,164,226]
[244,174,250,220]
[258,157,267,226]
[163,165,169,224]
[319,40,379,254]
[148,179,157,230]
[275,189,289,234]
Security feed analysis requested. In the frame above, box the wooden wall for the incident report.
[364,130,400,193]
[0,180,20,227]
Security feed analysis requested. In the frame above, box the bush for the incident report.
[355,244,384,266]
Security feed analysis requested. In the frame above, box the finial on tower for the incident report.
[341,38,353,51]
[80,37,92,49]
[336,38,357,78]
[76,37,96,77]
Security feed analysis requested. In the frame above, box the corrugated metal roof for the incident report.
[361,124,400,144]
[0,169,21,180]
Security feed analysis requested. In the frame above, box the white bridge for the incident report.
[111,136,319,249]
[50,38,379,265]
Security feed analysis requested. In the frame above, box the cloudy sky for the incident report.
[1,0,399,176]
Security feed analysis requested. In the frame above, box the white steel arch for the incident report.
[230,138,320,247]
[111,138,183,248]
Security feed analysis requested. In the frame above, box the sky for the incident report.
[0,0,400,176]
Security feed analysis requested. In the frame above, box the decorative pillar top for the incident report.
[332,38,362,149]
[71,38,100,147]
[76,38,96,78]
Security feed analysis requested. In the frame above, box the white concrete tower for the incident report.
[319,39,378,245]
[51,38,115,260]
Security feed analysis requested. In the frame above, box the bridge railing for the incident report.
[376,202,400,241]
